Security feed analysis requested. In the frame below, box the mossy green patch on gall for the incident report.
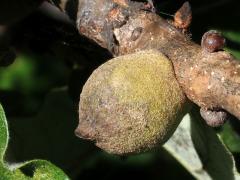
[76,50,189,155]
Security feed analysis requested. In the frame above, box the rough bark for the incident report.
[73,0,240,120]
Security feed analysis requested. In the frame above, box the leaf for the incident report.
[7,89,97,174]
[0,103,70,179]
[221,30,240,59]
[17,160,69,180]
[0,166,27,180]
[223,31,240,44]
[163,108,240,180]
[0,104,8,162]
[0,53,70,93]
[0,160,69,180]
[219,122,240,153]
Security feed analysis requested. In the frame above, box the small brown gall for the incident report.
[201,30,226,53]
[200,108,228,127]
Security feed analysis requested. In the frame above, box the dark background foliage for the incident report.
[1,0,240,179]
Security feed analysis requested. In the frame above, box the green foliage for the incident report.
[0,104,8,162]
[0,103,69,179]
[8,89,94,171]
[222,31,240,59]
[164,108,240,180]
[0,54,70,93]
[0,55,36,91]
[219,122,240,153]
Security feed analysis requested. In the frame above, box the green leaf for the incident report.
[221,30,240,59]
[0,53,70,93]
[0,160,69,180]
[0,166,27,180]
[0,103,70,179]
[164,108,240,180]
[0,104,8,162]
[219,122,240,153]
[8,89,96,174]
[223,31,240,44]
[17,160,69,180]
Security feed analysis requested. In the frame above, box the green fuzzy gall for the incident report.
[76,50,189,155]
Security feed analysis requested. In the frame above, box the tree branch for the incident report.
[74,0,240,120]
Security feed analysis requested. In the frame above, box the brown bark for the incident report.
[75,0,240,120]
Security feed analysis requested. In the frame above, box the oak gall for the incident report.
[75,50,189,155]
[200,108,228,127]
[201,30,225,53]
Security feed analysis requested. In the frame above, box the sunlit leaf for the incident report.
[164,108,240,180]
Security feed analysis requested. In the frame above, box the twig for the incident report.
[74,0,240,120]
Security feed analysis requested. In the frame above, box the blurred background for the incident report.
[0,0,240,179]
